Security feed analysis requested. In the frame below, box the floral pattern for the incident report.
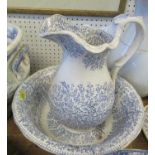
[7,25,30,102]
[40,14,113,70]
[11,45,29,72]
[7,26,17,40]
[142,105,148,139]
[50,81,114,129]
[83,51,108,70]
[12,67,144,155]
[106,150,148,155]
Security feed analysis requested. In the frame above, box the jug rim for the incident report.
[39,14,122,54]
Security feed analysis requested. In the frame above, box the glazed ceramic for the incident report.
[143,105,148,139]
[135,0,148,51]
[12,66,144,155]
[106,149,148,155]
[108,0,148,97]
[40,14,144,130]
[109,47,148,97]
[119,51,148,97]
[7,24,30,102]
[112,0,148,50]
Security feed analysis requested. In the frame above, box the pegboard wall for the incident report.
[7,0,135,73]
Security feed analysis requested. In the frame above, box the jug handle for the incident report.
[110,15,145,84]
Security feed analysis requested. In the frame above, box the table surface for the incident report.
[7,98,148,155]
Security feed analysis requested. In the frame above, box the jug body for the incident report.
[49,50,115,130]
[40,14,145,130]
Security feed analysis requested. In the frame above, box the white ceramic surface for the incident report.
[7,24,30,101]
[12,66,144,155]
[119,51,148,97]
[106,149,148,155]
[143,105,148,139]
[7,24,22,54]
[119,0,148,51]
[108,46,148,97]
[40,14,144,130]
[117,0,148,50]
[107,0,148,97]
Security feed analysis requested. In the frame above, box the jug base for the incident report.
[42,108,113,146]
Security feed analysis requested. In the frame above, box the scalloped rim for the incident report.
[40,14,144,54]
[12,66,144,155]
[106,149,148,154]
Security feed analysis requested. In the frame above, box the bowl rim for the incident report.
[7,24,23,55]
[142,105,148,139]
[106,149,148,155]
[12,66,145,155]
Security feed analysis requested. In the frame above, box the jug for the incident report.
[40,14,144,130]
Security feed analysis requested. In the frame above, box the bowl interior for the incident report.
[13,67,144,154]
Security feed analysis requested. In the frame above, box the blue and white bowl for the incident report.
[142,105,148,139]
[105,149,148,155]
[12,66,144,155]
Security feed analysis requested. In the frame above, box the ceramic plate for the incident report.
[142,105,148,139]
[106,149,148,155]
[12,66,144,155]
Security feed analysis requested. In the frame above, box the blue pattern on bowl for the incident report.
[7,24,30,102]
[106,149,148,155]
[12,66,144,155]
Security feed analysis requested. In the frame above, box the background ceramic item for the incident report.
[119,51,148,97]
[107,0,148,97]
[143,105,148,139]
[40,14,144,130]
[12,66,144,155]
[108,45,148,97]
[115,0,148,51]
[7,24,30,117]
[105,149,148,155]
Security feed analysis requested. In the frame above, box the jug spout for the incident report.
[40,14,144,82]
[39,15,117,71]
[39,14,115,55]
[39,14,145,131]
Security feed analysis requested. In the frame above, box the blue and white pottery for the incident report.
[12,66,144,155]
[7,24,30,102]
[39,14,144,130]
[112,0,148,51]
[107,0,148,97]
[105,149,148,155]
[142,105,148,139]
[119,51,148,97]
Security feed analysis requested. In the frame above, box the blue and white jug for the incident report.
[40,14,144,130]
